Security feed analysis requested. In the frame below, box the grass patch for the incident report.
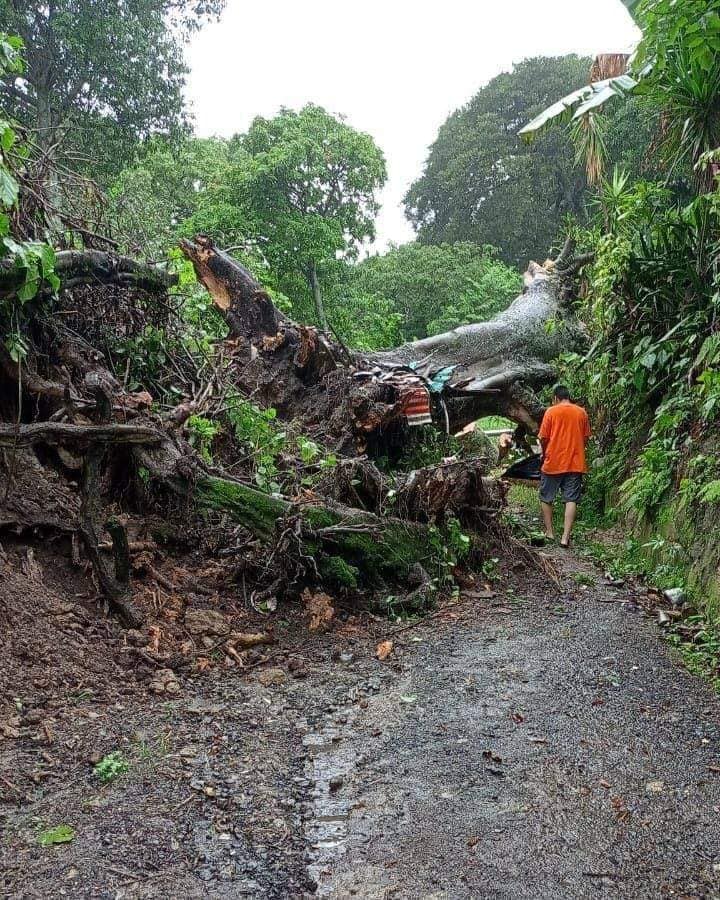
[478,415,515,431]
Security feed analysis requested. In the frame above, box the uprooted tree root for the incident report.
[0,239,570,658]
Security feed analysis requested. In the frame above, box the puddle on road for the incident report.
[302,721,358,895]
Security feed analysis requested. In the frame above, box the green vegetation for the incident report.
[37,824,75,847]
[331,241,521,342]
[1,0,718,660]
[94,751,130,784]
[405,55,655,267]
[0,0,225,180]
[520,0,720,636]
[0,34,58,362]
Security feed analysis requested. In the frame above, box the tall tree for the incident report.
[0,1,225,178]
[405,56,653,267]
[237,105,387,329]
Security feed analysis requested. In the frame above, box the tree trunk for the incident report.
[308,262,329,332]
[180,236,590,447]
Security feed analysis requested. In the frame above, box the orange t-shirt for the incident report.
[538,401,591,475]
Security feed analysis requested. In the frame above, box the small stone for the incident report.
[258,667,286,687]
[646,780,665,793]
[164,680,182,695]
[329,775,344,792]
[662,588,685,607]
[184,609,231,638]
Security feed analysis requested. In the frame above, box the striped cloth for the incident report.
[400,385,433,426]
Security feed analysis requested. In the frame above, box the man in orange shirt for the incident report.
[537,385,591,548]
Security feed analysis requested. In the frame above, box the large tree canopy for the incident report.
[404,55,654,268]
[160,105,389,327]
[0,0,225,176]
[237,105,387,329]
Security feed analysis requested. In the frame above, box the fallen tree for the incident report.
[179,236,589,449]
[1,237,579,623]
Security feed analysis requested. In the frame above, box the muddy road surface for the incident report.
[2,549,719,898]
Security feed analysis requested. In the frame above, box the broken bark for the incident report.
[394,457,506,527]
[179,236,589,448]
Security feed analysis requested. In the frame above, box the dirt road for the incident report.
[310,549,720,898]
[2,548,719,898]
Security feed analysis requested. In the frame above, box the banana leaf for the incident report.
[519,75,638,143]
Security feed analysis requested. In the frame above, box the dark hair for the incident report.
[553,384,571,401]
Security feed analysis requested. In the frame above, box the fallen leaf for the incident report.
[645,780,664,793]
[611,796,630,822]
[38,825,75,847]
[510,712,524,724]
[708,765,720,774]
[376,640,393,661]
[467,835,480,848]
[400,695,417,704]
[229,631,273,649]
[302,589,335,632]
[599,779,611,789]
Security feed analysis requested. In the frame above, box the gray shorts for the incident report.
[540,472,583,504]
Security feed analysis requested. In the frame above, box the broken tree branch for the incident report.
[0,249,178,298]
[0,422,163,448]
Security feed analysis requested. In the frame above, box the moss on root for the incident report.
[195,475,444,589]
[319,555,359,589]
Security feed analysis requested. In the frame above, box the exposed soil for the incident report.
[2,542,719,898]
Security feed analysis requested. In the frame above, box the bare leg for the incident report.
[541,501,555,539]
[561,502,577,546]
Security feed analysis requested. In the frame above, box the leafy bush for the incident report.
[94,751,129,783]
[225,394,294,493]
[186,415,221,463]
[0,34,59,360]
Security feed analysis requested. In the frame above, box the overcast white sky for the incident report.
[186,0,639,249]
